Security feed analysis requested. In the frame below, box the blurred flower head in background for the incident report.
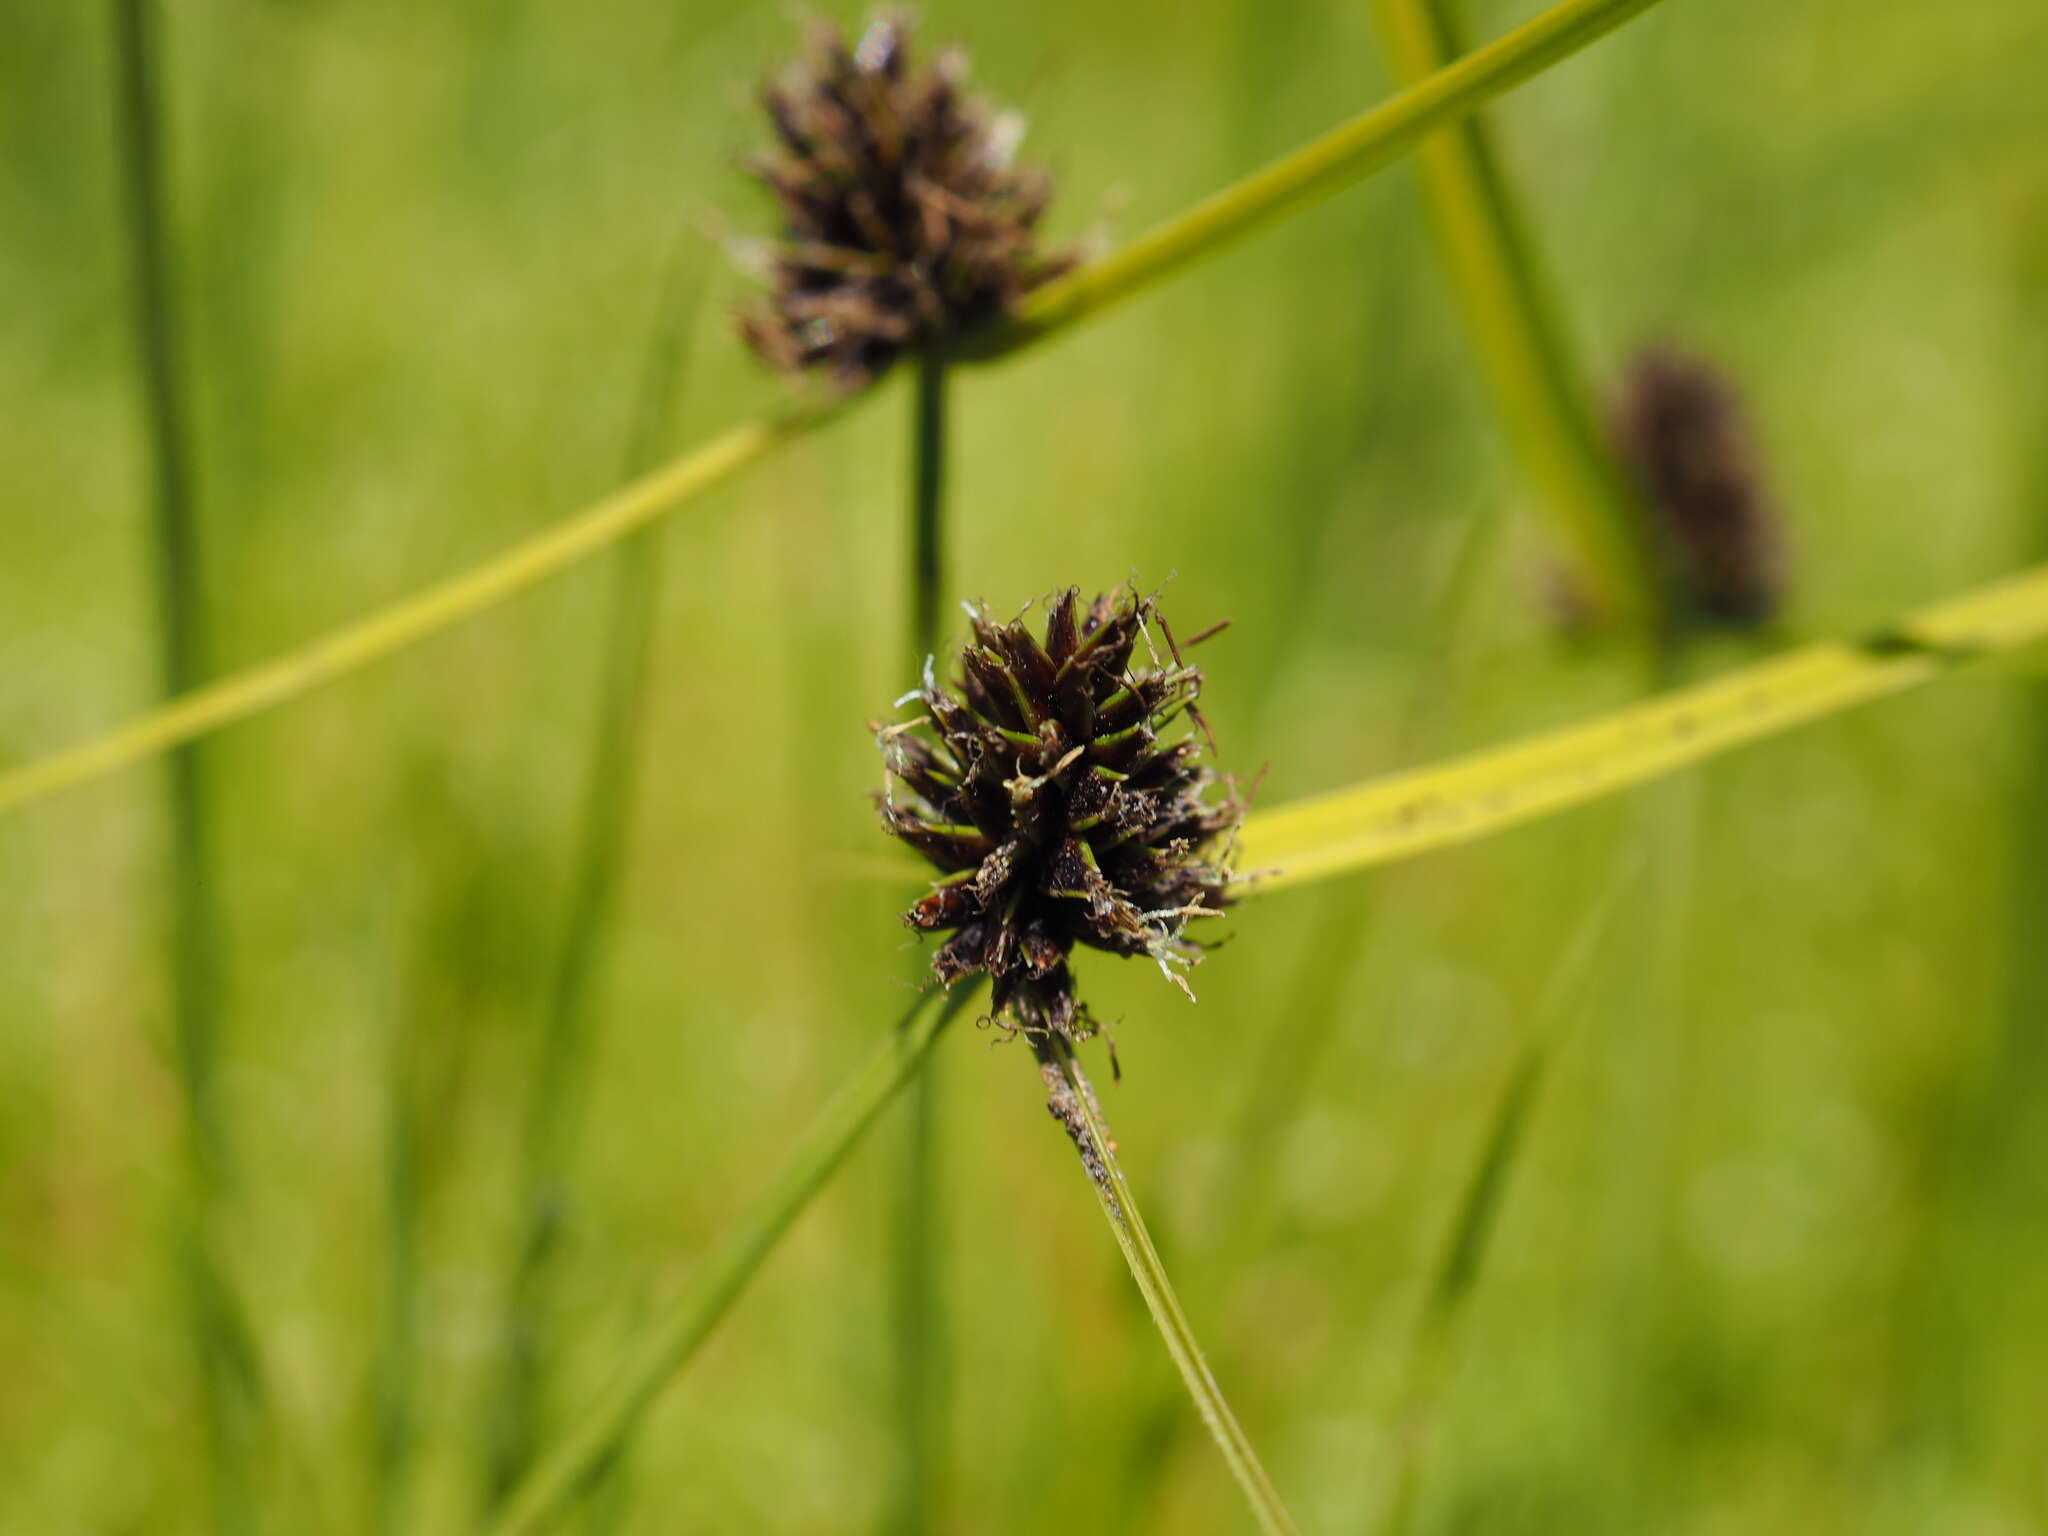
[738,11,1073,389]
[1612,343,1787,629]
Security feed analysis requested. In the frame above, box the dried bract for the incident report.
[740,12,1071,389]
[876,589,1239,1041]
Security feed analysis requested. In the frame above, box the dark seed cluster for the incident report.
[740,12,1072,390]
[876,589,1240,1043]
[1612,345,1786,628]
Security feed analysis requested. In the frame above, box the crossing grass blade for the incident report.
[1237,562,2048,893]
[0,409,829,817]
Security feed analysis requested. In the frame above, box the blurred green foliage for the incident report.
[2,0,2047,1530]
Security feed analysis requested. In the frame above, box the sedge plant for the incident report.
[488,551,2048,1534]
[734,16,1074,1524]
[869,585,1292,1533]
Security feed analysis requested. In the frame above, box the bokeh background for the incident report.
[5,0,2048,1530]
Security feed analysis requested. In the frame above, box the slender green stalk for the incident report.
[1377,860,1636,1536]
[1116,490,1513,1526]
[0,0,1674,820]
[108,2,261,1527]
[484,984,981,1536]
[1168,0,1602,1308]
[894,354,951,1534]
[1040,1037,1297,1536]
[1601,763,1702,1509]
[1370,0,1655,627]
[372,1003,423,1536]
[1212,487,1509,1248]
[910,357,948,662]
[481,243,708,1509]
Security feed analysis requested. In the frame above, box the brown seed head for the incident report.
[876,588,1240,1042]
[739,12,1072,389]
[1611,345,1786,628]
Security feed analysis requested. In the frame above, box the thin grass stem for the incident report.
[0,0,1673,819]
[1212,486,1510,1248]
[1040,1036,1297,1536]
[894,353,951,1534]
[109,2,261,1526]
[483,983,982,1536]
[1377,858,1637,1535]
[910,356,948,662]
[1370,0,1654,626]
[481,240,709,1510]
[1116,491,1514,1525]
[371,1001,423,1536]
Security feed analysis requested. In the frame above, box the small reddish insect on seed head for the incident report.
[908,882,978,932]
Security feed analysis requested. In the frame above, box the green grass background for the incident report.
[4,0,2048,1529]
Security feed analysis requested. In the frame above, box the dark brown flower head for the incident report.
[1612,345,1786,628]
[876,588,1239,1041]
[739,12,1072,389]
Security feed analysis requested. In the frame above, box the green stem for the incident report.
[1370,0,1655,628]
[1377,862,1635,1535]
[112,0,215,1184]
[484,984,981,1536]
[0,0,1675,819]
[895,354,951,1533]
[1212,487,1509,1248]
[1117,483,1517,1525]
[109,2,260,1527]
[910,355,948,663]
[1041,1038,1298,1536]
[372,1007,422,1536]
[480,239,706,1513]
[1114,492,1513,1521]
